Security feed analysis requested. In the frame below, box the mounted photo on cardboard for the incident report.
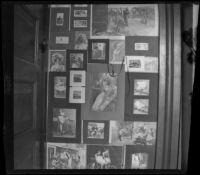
[50,7,70,32]
[74,31,89,50]
[47,103,81,143]
[67,50,87,70]
[49,50,66,72]
[86,144,124,169]
[124,73,158,121]
[46,142,86,169]
[69,70,86,86]
[49,72,68,103]
[83,120,109,144]
[125,145,155,169]
[69,87,85,103]
[88,39,109,64]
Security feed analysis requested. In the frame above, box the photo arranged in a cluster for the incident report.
[133,99,149,115]
[131,153,148,169]
[134,80,150,96]
[87,122,105,139]
[54,76,67,99]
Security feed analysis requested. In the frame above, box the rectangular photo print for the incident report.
[69,87,85,103]
[86,145,123,169]
[90,73,118,112]
[131,153,148,169]
[46,143,86,169]
[74,31,89,50]
[70,70,86,86]
[54,76,67,99]
[74,20,87,28]
[74,9,88,17]
[133,99,149,115]
[134,80,150,96]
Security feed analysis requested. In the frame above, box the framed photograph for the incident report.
[74,9,88,17]
[69,87,85,103]
[109,40,125,64]
[49,72,68,103]
[133,99,149,115]
[90,72,118,112]
[48,103,81,143]
[74,4,88,8]
[74,31,89,50]
[67,50,87,70]
[87,145,123,169]
[132,122,157,146]
[69,70,86,86]
[91,4,159,39]
[74,20,87,28]
[46,143,86,169]
[88,39,109,64]
[131,153,148,169]
[134,80,150,96]
[56,13,64,26]
[49,50,66,72]
[83,120,109,144]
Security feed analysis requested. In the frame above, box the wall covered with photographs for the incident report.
[46,4,159,169]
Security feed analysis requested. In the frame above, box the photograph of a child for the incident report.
[90,73,117,112]
[69,53,84,69]
[88,122,105,139]
[49,51,66,72]
[132,122,156,145]
[131,153,148,169]
[134,80,150,96]
[56,13,64,26]
[109,40,125,64]
[74,10,87,17]
[92,43,106,60]
[47,143,86,169]
[87,145,123,169]
[133,99,149,114]
[74,20,87,28]
[74,31,89,50]
[54,76,66,98]
[52,108,76,138]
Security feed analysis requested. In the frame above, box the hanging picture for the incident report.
[69,87,85,103]
[74,31,89,50]
[83,120,109,144]
[86,145,123,169]
[69,70,86,86]
[91,4,159,39]
[56,13,64,26]
[67,50,87,70]
[133,99,149,115]
[88,39,109,63]
[90,72,118,112]
[46,142,86,169]
[49,50,66,72]
[48,104,81,143]
[74,9,88,17]
[134,79,150,96]
[131,153,148,169]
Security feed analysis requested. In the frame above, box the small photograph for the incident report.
[129,59,141,68]
[144,57,158,73]
[133,99,149,115]
[132,122,157,145]
[56,36,69,44]
[74,31,89,50]
[109,40,125,64]
[52,108,76,138]
[69,87,85,103]
[87,145,123,169]
[74,20,87,28]
[90,73,117,112]
[49,50,66,72]
[92,43,106,60]
[70,70,86,86]
[131,153,148,169]
[110,121,134,145]
[134,43,149,51]
[47,143,86,169]
[69,53,84,69]
[54,76,66,98]
[74,10,88,17]
[56,13,64,26]
[134,80,150,96]
[88,122,105,139]
[74,4,88,7]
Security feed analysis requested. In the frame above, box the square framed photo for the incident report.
[47,103,81,143]
[134,79,150,96]
[70,70,86,86]
[69,87,85,103]
[88,39,109,64]
[83,120,109,144]
[49,50,66,72]
[46,142,86,169]
[67,50,87,70]
[49,72,68,103]
[133,99,149,115]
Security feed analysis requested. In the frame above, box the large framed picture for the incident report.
[67,50,87,70]
[49,72,68,103]
[86,145,124,169]
[46,142,86,169]
[47,103,81,143]
[83,120,109,144]
[88,39,109,64]
[69,70,86,86]
[69,87,85,103]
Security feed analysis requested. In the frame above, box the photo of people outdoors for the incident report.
[131,153,148,169]
[52,108,76,138]
[87,122,105,139]
[133,99,149,114]
[74,31,89,50]
[47,143,86,169]
[134,80,150,96]
[69,53,84,69]
[92,43,106,60]
[132,122,156,145]
[54,76,66,98]
[90,73,118,112]
[49,51,66,72]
